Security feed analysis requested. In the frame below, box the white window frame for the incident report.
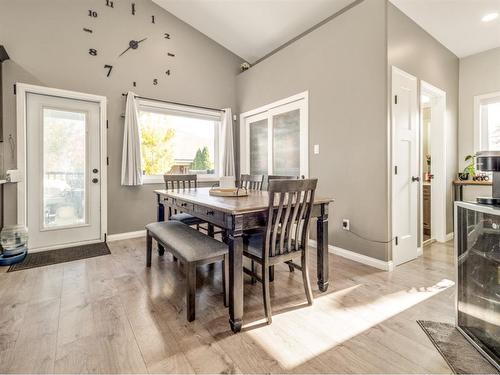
[239,91,309,177]
[474,91,500,152]
[137,99,223,184]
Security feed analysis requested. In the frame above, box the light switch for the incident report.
[314,144,320,154]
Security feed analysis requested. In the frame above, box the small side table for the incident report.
[453,180,492,202]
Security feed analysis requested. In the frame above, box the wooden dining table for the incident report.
[154,187,333,333]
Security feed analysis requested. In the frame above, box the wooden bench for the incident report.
[145,221,229,322]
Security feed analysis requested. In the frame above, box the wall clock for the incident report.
[82,1,175,87]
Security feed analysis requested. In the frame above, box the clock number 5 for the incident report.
[89,49,97,56]
[104,65,113,77]
[153,79,158,85]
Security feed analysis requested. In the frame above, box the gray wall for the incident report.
[387,3,459,235]
[0,0,241,234]
[237,0,390,261]
[459,47,500,166]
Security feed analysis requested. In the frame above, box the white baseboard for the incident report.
[107,230,146,242]
[417,247,423,256]
[446,232,454,242]
[308,239,394,272]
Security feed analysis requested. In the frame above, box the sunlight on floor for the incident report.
[245,278,454,369]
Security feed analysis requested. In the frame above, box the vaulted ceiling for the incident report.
[152,0,357,63]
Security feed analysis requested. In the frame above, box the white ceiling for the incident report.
[153,0,356,63]
[390,0,500,58]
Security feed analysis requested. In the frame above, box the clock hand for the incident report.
[118,38,148,57]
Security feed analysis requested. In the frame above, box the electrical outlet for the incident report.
[342,219,350,231]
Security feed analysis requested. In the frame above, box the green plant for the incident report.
[463,154,476,177]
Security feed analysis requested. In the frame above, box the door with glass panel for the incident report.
[242,94,308,177]
[26,93,101,250]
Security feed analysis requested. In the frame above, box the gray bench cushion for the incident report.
[146,221,227,262]
[170,212,205,226]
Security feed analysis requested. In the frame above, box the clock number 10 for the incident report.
[88,10,98,17]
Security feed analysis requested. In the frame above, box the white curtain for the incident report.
[121,92,143,186]
[221,108,235,177]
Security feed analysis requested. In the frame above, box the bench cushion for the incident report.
[146,221,227,262]
[170,212,205,226]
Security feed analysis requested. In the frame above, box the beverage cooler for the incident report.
[455,201,500,371]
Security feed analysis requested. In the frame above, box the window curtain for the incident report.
[121,92,143,186]
[221,108,235,177]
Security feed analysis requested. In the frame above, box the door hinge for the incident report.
[13,84,16,95]
[104,233,107,242]
[106,120,109,129]
[394,95,398,104]
[394,165,398,175]
[395,236,399,246]
[106,156,109,166]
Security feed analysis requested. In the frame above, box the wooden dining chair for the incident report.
[239,174,264,190]
[242,178,318,324]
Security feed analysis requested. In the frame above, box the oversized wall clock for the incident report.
[82,1,175,87]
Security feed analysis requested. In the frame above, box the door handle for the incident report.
[411,176,420,182]
[92,178,99,184]
[93,168,99,173]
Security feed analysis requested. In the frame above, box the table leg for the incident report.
[316,205,329,292]
[228,218,243,333]
[156,195,165,256]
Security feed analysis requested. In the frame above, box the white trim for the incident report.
[16,83,108,246]
[239,91,309,177]
[28,239,105,253]
[142,175,220,185]
[421,81,447,244]
[107,230,146,242]
[474,91,500,153]
[417,247,423,256]
[308,239,394,272]
[445,232,454,242]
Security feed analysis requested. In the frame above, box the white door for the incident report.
[241,92,308,177]
[26,93,102,250]
[392,67,418,266]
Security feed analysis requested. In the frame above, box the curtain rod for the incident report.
[121,93,225,113]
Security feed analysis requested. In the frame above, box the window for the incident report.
[137,100,222,183]
[240,92,308,177]
[475,92,500,151]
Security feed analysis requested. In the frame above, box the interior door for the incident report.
[26,93,102,250]
[392,67,418,266]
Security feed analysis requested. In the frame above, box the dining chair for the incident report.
[242,178,318,324]
[164,174,206,226]
[239,174,264,190]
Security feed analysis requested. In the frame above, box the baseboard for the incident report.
[417,246,423,256]
[308,239,394,272]
[107,230,146,242]
[446,232,454,242]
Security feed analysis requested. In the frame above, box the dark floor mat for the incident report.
[7,242,111,272]
[417,320,499,374]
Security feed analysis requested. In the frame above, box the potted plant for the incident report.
[458,154,476,180]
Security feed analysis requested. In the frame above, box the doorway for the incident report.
[16,84,107,251]
[420,81,447,245]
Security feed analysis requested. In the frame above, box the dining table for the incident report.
[154,187,333,333]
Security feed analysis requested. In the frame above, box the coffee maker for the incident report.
[476,151,500,205]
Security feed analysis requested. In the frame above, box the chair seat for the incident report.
[146,221,227,262]
[243,233,300,262]
[170,212,205,226]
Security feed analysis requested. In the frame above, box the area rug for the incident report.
[417,320,499,374]
[7,242,111,272]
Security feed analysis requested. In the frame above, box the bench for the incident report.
[145,220,229,322]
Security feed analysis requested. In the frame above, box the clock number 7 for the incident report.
[104,65,113,77]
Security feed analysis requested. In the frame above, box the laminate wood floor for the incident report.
[0,239,455,374]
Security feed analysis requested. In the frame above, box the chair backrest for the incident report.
[264,175,300,191]
[239,174,264,191]
[263,178,318,260]
[164,174,198,190]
